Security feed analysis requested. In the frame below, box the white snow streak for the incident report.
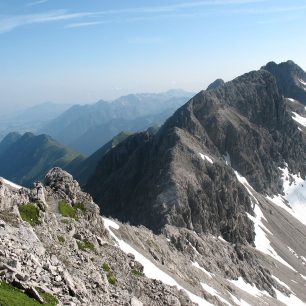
[231,277,306,306]
[292,112,306,127]
[199,153,214,164]
[200,283,232,306]
[229,277,269,298]
[102,217,213,306]
[0,177,22,189]
[299,79,306,87]
[192,261,214,278]
[272,275,291,291]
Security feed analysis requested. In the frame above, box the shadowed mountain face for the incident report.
[85,63,306,245]
[70,131,133,186]
[39,90,193,155]
[0,132,83,187]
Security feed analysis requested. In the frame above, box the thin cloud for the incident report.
[27,0,49,7]
[0,10,93,33]
[66,21,109,28]
[3,0,299,34]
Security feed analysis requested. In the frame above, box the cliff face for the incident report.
[86,69,306,244]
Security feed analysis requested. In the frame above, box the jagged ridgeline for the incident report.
[86,61,306,243]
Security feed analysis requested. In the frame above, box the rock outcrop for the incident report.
[0,169,198,306]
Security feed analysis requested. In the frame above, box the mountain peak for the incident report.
[206,78,225,90]
[262,60,306,105]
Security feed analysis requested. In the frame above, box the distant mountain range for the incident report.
[0,102,72,140]
[39,90,193,155]
[0,90,193,185]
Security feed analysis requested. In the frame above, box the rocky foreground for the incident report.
[0,168,197,306]
[1,167,306,306]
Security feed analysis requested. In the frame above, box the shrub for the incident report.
[102,263,110,272]
[107,272,116,285]
[18,203,40,226]
[76,240,95,252]
[131,269,144,277]
[58,201,76,219]
[74,202,86,213]
[0,282,58,305]
[57,235,65,243]
[58,201,86,220]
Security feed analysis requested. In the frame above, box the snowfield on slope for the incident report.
[234,171,297,271]
[266,166,306,226]
[103,218,214,306]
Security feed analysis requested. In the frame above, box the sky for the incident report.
[0,0,306,111]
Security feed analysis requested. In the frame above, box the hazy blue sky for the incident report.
[0,0,306,110]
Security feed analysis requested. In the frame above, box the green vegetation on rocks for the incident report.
[102,262,110,272]
[58,200,86,220]
[107,272,117,285]
[0,282,58,306]
[76,239,95,252]
[131,269,144,277]
[18,203,40,226]
[57,235,65,243]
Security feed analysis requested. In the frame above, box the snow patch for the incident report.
[275,288,306,306]
[229,277,269,298]
[227,291,251,306]
[272,275,291,291]
[266,166,306,226]
[192,262,214,278]
[0,177,22,189]
[103,217,120,230]
[200,283,232,306]
[103,218,213,306]
[299,79,306,87]
[287,98,296,102]
[224,152,231,166]
[292,112,306,127]
[218,236,227,243]
[301,274,306,281]
[199,153,213,164]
